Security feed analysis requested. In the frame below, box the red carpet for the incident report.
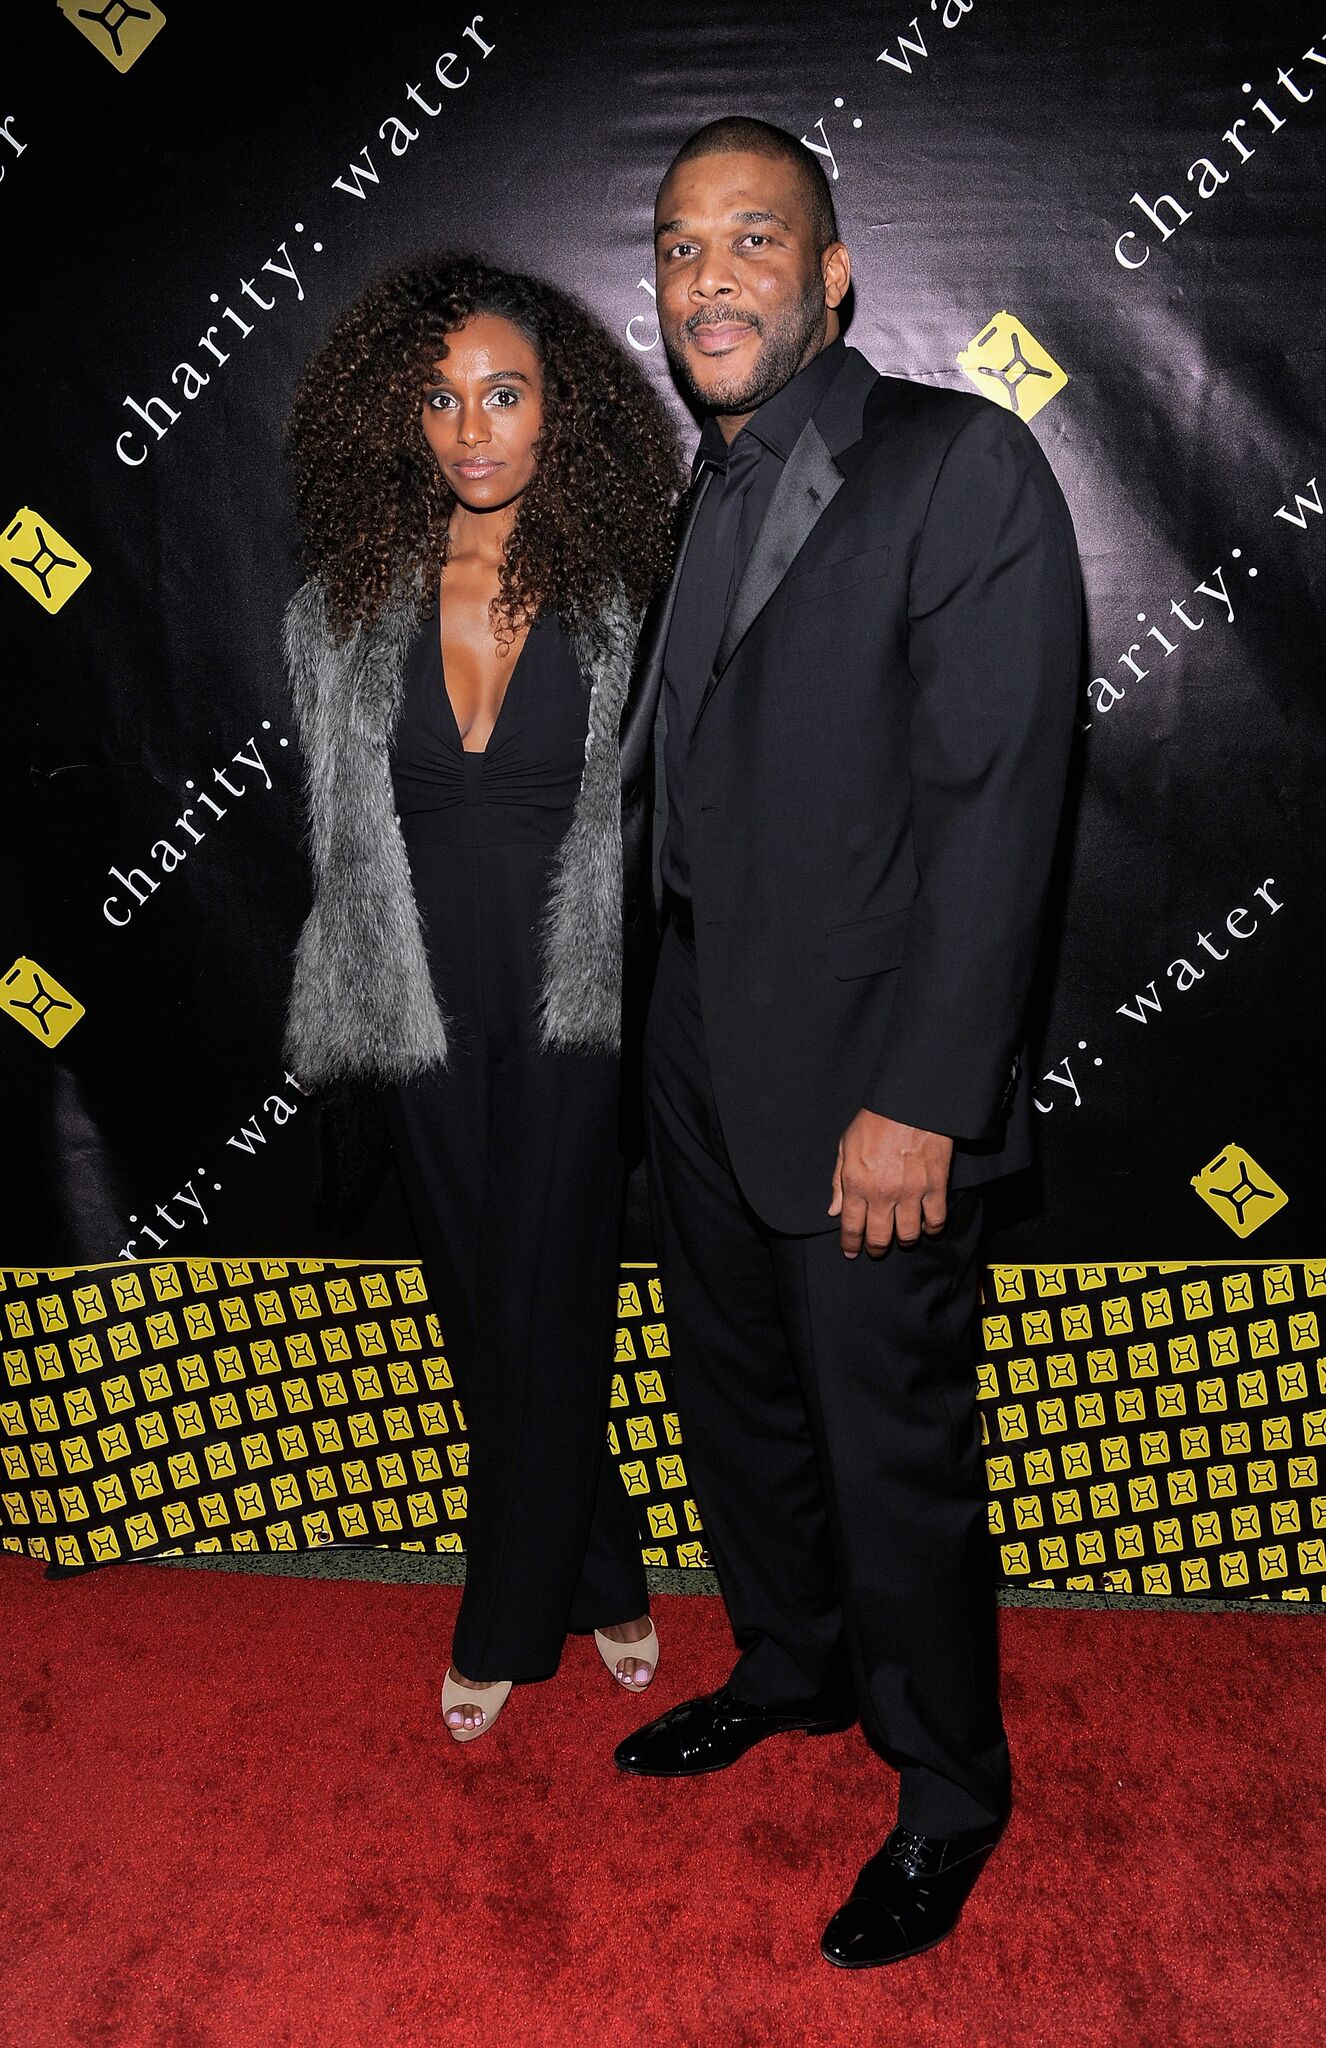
[1,1558,1322,2048]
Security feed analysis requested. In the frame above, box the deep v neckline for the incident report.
[438,602,536,758]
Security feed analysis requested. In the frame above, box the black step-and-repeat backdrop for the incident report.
[3,4,1324,1599]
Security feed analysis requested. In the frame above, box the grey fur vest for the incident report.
[281,573,640,1088]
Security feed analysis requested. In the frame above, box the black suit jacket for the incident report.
[620,346,1082,1234]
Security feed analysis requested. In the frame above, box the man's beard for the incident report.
[664,279,827,415]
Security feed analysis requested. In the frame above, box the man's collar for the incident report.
[693,412,730,476]
[692,336,849,477]
[747,335,847,459]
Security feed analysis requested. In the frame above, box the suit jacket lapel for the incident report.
[707,419,844,692]
[700,345,882,713]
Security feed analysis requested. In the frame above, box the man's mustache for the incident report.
[683,310,763,337]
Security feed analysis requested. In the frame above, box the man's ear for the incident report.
[822,241,852,313]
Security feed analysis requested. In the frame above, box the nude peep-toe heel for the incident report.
[441,1668,513,1744]
[594,1621,660,1691]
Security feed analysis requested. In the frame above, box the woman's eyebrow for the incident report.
[424,369,532,386]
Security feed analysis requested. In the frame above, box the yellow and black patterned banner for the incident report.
[980,1260,1326,1601]
[3,1256,1323,1602]
[610,1270,705,1571]
[0,1259,469,1572]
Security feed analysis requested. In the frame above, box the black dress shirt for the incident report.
[661,336,848,899]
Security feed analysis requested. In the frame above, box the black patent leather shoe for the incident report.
[820,1821,1004,1967]
[614,1685,854,1777]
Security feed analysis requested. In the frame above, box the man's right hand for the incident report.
[829,1108,954,1257]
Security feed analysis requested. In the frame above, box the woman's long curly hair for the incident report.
[286,253,684,642]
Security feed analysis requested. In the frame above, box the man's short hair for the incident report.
[662,117,840,254]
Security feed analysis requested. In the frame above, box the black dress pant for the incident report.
[645,921,1010,1836]
[388,827,646,1684]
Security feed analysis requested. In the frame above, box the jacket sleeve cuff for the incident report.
[861,1052,1021,1143]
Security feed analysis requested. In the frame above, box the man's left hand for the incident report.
[829,1109,954,1258]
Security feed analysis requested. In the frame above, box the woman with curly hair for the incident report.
[282,255,683,1741]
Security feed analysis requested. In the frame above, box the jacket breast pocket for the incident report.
[825,908,910,980]
[786,544,890,601]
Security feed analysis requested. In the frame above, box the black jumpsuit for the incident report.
[387,601,647,1682]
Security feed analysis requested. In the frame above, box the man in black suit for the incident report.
[615,118,1081,1966]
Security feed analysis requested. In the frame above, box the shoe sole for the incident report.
[614,1716,854,1777]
